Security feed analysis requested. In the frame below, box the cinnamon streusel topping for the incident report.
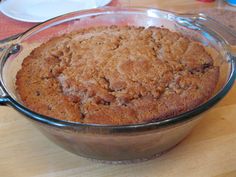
[16,26,219,125]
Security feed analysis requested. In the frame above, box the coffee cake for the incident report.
[16,26,219,125]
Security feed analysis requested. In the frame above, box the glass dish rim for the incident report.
[1,6,235,131]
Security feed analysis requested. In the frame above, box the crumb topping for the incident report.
[16,26,219,125]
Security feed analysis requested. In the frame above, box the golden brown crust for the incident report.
[16,26,219,125]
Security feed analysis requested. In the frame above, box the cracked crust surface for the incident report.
[16,26,219,125]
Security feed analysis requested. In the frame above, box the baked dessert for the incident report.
[16,26,219,125]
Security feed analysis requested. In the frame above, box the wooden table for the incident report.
[0,1,236,177]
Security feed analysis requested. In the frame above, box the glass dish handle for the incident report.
[176,14,236,57]
[0,47,9,105]
[194,14,236,72]
[0,33,22,52]
[196,15,236,55]
[0,34,21,105]
[0,85,8,105]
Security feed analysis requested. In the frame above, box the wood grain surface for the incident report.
[0,0,236,177]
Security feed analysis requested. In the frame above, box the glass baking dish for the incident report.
[0,7,235,163]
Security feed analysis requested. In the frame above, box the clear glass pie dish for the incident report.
[0,7,235,163]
